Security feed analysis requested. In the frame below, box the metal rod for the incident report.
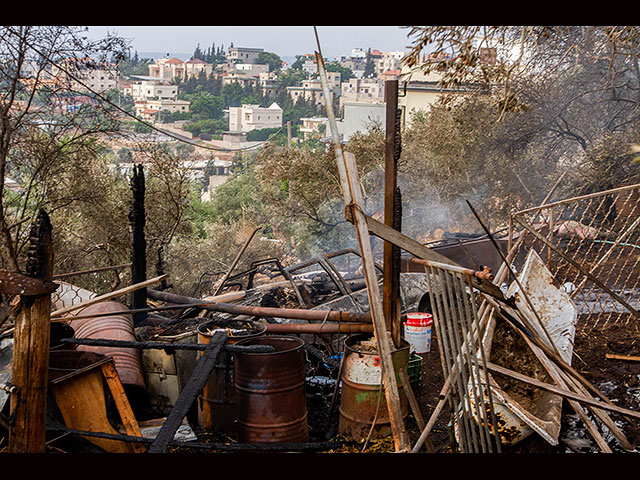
[462,274,502,452]
[513,183,640,216]
[53,263,132,279]
[146,288,372,323]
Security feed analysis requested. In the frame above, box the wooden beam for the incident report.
[343,151,409,452]
[9,210,53,453]
[383,79,402,346]
[365,215,506,302]
[606,354,640,362]
[486,361,640,420]
[314,42,408,451]
[129,164,147,325]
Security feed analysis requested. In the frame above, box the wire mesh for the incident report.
[51,264,132,311]
[509,184,640,333]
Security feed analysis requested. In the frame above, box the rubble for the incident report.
[0,70,638,454]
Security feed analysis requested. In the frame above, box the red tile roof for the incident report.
[165,58,184,64]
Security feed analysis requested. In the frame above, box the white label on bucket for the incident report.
[404,324,432,354]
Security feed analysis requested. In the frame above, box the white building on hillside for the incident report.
[128,76,178,101]
[228,103,283,133]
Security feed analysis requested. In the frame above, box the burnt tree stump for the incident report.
[9,209,53,453]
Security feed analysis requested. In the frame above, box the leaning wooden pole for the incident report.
[314,33,409,452]
[9,210,53,453]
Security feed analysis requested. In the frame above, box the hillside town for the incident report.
[23,43,451,202]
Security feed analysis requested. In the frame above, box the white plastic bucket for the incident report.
[404,313,433,353]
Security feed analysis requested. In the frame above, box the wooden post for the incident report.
[314,40,408,450]
[129,164,147,325]
[9,209,53,453]
[383,79,402,347]
[343,151,410,452]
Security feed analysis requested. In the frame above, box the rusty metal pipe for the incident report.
[264,323,373,334]
[410,258,494,281]
[146,288,373,323]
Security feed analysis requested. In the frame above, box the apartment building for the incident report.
[299,117,328,140]
[259,72,278,99]
[398,63,482,128]
[148,57,213,81]
[339,77,385,110]
[128,76,178,101]
[51,58,118,94]
[379,51,406,75]
[221,72,259,88]
[228,103,283,133]
[227,47,264,64]
[287,72,340,107]
[234,63,269,76]
[341,101,386,141]
[134,98,190,120]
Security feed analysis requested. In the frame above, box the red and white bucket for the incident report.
[403,313,433,354]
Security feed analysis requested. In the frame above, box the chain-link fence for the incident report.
[52,263,132,311]
[508,183,640,333]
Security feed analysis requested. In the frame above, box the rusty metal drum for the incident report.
[66,301,146,406]
[338,334,410,441]
[197,318,266,434]
[233,335,308,443]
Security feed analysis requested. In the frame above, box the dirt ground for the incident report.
[408,312,640,454]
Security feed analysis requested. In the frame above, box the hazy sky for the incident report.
[86,26,415,60]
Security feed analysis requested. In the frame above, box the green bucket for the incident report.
[408,352,422,390]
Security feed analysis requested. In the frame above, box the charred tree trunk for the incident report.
[129,164,147,325]
[8,209,53,453]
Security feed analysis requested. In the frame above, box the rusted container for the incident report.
[142,328,198,416]
[338,334,410,441]
[234,335,308,443]
[197,318,266,434]
[66,301,146,405]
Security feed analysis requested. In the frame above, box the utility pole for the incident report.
[383,80,403,347]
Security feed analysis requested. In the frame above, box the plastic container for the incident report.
[403,313,433,353]
[408,352,422,390]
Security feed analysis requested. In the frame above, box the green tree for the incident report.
[190,92,224,119]
[363,48,376,78]
[257,51,283,73]
[222,82,246,108]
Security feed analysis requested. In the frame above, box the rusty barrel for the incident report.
[338,334,410,441]
[197,318,266,434]
[234,335,308,443]
[66,301,146,406]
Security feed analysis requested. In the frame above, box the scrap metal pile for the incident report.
[0,48,638,452]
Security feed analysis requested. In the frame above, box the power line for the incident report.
[4,26,285,154]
